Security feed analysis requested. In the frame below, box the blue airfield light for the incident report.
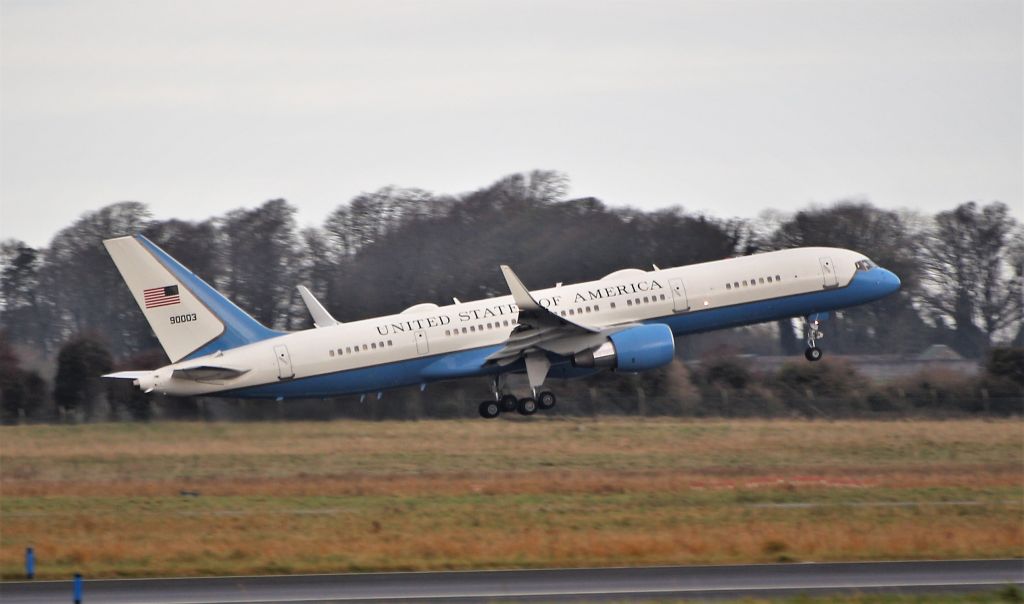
[24,546,35,579]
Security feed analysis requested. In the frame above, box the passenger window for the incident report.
[634,298,641,305]
[767,276,772,283]
[594,304,600,311]
[734,282,739,288]
[470,325,476,332]
[569,309,575,315]
[627,299,633,306]
[610,302,616,309]
[742,281,748,286]
[445,330,451,336]
[462,327,468,334]
[387,340,393,346]
[503,320,509,326]
[371,342,377,349]
[776,275,781,281]
[759,278,765,284]
[362,344,368,351]
[329,350,335,357]
[660,294,666,300]
[641,296,647,303]
[346,347,351,354]
[726,283,731,290]
[560,311,566,316]
[379,341,384,348]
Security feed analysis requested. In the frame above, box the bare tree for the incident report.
[919,201,1021,357]
[218,199,300,329]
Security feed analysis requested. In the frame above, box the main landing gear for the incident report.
[478,375,557,418]
[477,391,556,418]
[804,317,824,362]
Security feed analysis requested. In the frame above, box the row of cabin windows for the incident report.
[725,275,782,290]
[625,293,667,307]
[329,339,394,357]
[445,319,515,337]
[559,304,600,317]
[555,292,669,318]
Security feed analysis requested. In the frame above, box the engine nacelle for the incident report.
[571,323,676,372]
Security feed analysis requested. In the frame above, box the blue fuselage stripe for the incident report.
[220,269,895,399]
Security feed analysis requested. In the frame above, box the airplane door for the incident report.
[819,257,838,288]
[414,330,429,355]
[274,345,295,380]
[668,278,690,312]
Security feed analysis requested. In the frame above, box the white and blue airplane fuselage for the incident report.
[103,235,900,417]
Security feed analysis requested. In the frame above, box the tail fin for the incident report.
[103,235,280,362]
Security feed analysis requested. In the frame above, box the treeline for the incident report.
[0,170,1021,422]
[1,334,1021,423]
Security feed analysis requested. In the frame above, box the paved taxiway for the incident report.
[1,559,1021,603]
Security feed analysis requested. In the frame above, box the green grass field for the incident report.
[1,418,1021,579]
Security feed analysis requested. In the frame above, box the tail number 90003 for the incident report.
[170,313,198,325]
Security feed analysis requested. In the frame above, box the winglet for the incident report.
[297,285,339,328]
[500,265,542,312]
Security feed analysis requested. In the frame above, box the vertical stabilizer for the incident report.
[103,235,279,362]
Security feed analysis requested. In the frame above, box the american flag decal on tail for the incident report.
[144,285,181,309]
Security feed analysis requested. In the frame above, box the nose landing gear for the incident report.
[804,317,824,362]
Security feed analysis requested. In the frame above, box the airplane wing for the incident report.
[488,265,636,388]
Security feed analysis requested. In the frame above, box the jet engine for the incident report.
[571,323,675,372]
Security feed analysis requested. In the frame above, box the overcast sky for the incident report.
[1,0,1021,247]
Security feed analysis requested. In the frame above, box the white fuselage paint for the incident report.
[146,247,866,397]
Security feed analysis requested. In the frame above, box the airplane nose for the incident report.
[879,268,901,295]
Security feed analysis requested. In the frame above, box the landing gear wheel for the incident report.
[537,391,556,410]
[499,394,519,412]
[516,397,538,415]
[479,400,500,419]
[805,347,823,362]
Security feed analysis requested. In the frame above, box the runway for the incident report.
[1,559,1021,603]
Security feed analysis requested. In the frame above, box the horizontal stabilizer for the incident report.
[172,365,250,381]
[297,285,339,328]
[103,371,152,380]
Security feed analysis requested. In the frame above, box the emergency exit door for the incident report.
[274,345,294,380]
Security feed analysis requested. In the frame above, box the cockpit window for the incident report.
[855,259,876,271]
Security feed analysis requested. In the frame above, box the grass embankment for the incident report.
[1,419,1021,579]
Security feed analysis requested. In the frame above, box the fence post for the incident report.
[73,573,83,604]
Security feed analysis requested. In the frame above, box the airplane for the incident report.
[103,235,901,418]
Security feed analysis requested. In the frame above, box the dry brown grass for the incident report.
[1,418,1021,579]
